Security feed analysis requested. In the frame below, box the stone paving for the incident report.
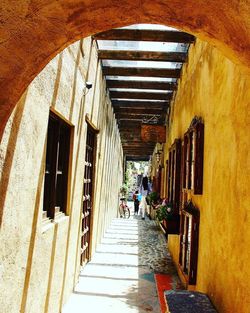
[62,211,182,313]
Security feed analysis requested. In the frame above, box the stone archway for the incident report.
[0,0,249,138]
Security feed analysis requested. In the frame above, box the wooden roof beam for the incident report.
[107,80,177,91]
[122,143,155,147]
[114,108,166,115]
[112,100,169,109]
[125,156,150,161]
[116,112,166,118]
[110,90,173,100]
[123,149,154,153]
[98,50,187,62]
[93,29,195,43]
[103,66,181,78]
[118,120,165,128]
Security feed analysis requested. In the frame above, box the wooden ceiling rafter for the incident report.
[106,80,177,90]
[110,90,173,100]
[114,108,166,114]
[93,29,195,43]
[98,50,187,62]
[112,100,170,108]
[94,27,194,160]
[102,66,181,78]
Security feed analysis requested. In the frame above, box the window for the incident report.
[182,117,204,194]
[179,200,199,285]
[43,111,71,219]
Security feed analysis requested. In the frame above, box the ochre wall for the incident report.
[166,39,250,313]
[0,38,123,313]
[0,0,250,140]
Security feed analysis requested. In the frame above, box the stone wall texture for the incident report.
[166,39,250,313]
[0,38,123,313]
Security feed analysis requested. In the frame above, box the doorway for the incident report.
[80,123,97,265]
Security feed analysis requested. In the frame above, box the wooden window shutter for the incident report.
[189,213,200,284]
[43,112,71,219]
[173,139,181,211]
[194,121,204,194]
[167,150,172,201]
[178,201,200,285]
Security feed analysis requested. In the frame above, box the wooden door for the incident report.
[81,125,96,265]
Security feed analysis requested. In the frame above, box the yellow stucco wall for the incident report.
[0,38,123,313]
[166,39,250,313]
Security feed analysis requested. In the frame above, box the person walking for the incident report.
[139,174,149,220]
[133,190,139,215]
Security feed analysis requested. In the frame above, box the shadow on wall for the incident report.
[0,90,28,227]
[19,143,47,313]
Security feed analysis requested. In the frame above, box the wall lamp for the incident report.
[155,144,163,163]
[83,82,93,96]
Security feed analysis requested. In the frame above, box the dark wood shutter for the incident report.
[81,124,96,266]
[167,139,181,211]
[165,160,168,198]
[43,112,71,219]
[173,139,181,211]
[167,151,172,201]
[179,201,200,285]
[182,117,204,194]
[189,213,199,284]
[194,122,204,194]
[183,133,189,189]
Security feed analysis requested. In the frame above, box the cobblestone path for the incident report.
[62,215,181,313]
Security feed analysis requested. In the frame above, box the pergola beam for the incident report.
[112,100,169,108]
[110,90,173,100]
[103,66,181,78]
[114,108,166,115]
[107,80,177,91]
[93,29,195,43]
[116,112,165,119]
[98,50,187,62]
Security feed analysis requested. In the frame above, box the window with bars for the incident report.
[182,117,204,194]
[43,111,71,219]
[179,200,200,285]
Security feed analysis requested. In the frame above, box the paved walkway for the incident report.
[62,211,181,313]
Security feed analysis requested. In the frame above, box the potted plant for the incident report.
[155,199,180,235]
[146,191,159,205]
[155,199,174,221]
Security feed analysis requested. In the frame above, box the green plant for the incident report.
[146,191,159,205]
[155,202,174,221]
[120,184,128,196]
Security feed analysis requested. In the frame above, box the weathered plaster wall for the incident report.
[166,39,250,313]
[0,0,250,143]
[0,38,123,313]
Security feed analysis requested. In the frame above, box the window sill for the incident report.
[42,217,54,233]
[42,211,69,233]
[53,212,69,224]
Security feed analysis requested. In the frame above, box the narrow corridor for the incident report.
[62,212,181,313]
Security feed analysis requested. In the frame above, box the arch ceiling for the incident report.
[0,0,249,139]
